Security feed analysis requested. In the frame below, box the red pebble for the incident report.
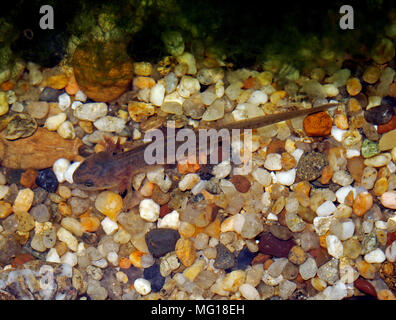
[377,115,396,134]
[159,204,172,218]
[258,232,295,258]
[354,277,377,297]
[387,232,396,246]
[11,253,35,268]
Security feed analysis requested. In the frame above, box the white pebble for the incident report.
[364,248,386,263]
[220,214,245,234]
[248,90,268,104]
[326,235,343,259]
[94,116,126,133]
[134,278,151,295]
[150,83,165,106]
[316,201,336,217]
[375,220,387,230]
[264,153,282,171]
[385,241,396,262]
[58,93,71,110]
[61,252,78,267]
[71,101,83,110]
[212,161,232,179]
[57,227,78,252]
[267,213,278,221]
[46,248,61,263]
[64,161,81,184]
[275,168,296,186]
[92,258,108,269]
[346,149,360,158]
[44,112,67,131]
[335,186,356,204]
[139,199,160,222]
[74,102,107,121]
[57,121,76,139]
[191,180,207,195]
[331,126,346,142]
[178,173,200,191]
[239,283,260,300]
[157,210,180,230]
[252,167,272,186]
[107,252,119,266]
[53,158,71,183]
[291,148,304,162]
[364,153,391,167]
[75,90,87,102]
[101,217,119,235]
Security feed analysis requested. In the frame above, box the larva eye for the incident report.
[84,180,94,187]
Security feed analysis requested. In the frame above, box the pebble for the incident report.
[74,103,108,121]
[157,210,180,229]
[353,192,373,216]
[61,217,84,237]
[179,173,200,191]
[13,188,34,213]
[385,241,396,262]
[264,153,282,171]
[299,257,318,280]
[202,99,225,121]
[317,259,339,285]
[326,235,343,259]
[379,129,396,151]
[364,248,386,263]
[145,228,180,258]
[214,243,236,269]
[101,217,119,235]
[95,191,123,221]
[139,199,160,222]
[26,101,49,119]
[134,278,152,296]
[30,204,50,222]
[380,191,396,209]
[276,169,296,186]
[39,87,65,102]
[150,83,165,106]
[303,111,332,136]
[296,151,328,181]
[258,232,294,258]
[175,238,196,267]
[346,77,362,96]
[52,158,71,183]
[57,121,76,139]
[61,252,78,267]
[58,93,71,110]
[364,105,393,125]
[363,153,391,167]
[239,283,260,300]
[57,227,78,251]
[94,116,125,133]
[361,139,380,158]
[64,162,80,184]
[44,112,67,131]
[46,248,61,263]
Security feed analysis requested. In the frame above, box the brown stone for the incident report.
[73,41,133,102]
[0,128,82,169]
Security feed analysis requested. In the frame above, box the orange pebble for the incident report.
[133,76,156,89]
[377,289,396,300]
[204,219,221,238]
[319,165,333,185]
[334,113,349,130]
[65,74,80,95]
[353,192,373,216]
[80,214,101,232]
[346,77,362,96]
[119,257,132,269]
[0,81,14,91]
[20,169,38,188]
[243,77,257,89]
[129,250,144,268]
[58,202,72,216]
[303,111,332,136]
[139,180,155,197]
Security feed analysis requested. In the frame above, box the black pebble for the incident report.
[35,169,58,193]
[214,243,236,269]
[143,264,165,292]
[236,247,255,270]
[5,168,24,185]
[364,104,393,125]
[39,87,65,102]
[145,228,180,258]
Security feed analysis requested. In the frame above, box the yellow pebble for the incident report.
[13,188,34,213]
[95,191,123,221]
[270,90,287,104]
[373,177,388,196]
[183,259,206,282]
[58,186,72,199]
[175,238,196,267]
[0,201,13,219]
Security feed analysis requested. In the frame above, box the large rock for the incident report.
[0,128,82,169]
[73,41,133,102]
